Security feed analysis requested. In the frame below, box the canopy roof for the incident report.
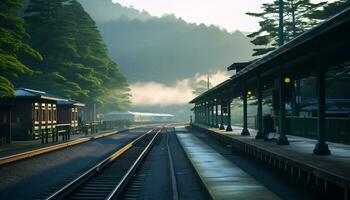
[190,7,350,104]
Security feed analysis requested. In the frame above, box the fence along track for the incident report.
[46,128,161,200]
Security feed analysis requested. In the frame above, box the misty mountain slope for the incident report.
[79,0,254,84]
[77,0,152,22]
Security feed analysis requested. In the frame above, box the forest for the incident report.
[0,0,130,111]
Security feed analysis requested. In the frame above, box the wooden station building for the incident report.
[0,88,84,143]
[57,100,85,129]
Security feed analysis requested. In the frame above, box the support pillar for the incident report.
[256,77,264,139]
[219,99,225,130]
[198,105,201,124]
[241,88,250,136]
[202,104,205,125]
[313,58,330,155]
[206,103,210,125]
[211,101,215,127]
[277,73,289,145]
[215,99,219,128]
[226,99,232,132]
[194,106,198,123]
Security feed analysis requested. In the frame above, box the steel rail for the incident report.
[106,129,162,200]
[46,129,155,200]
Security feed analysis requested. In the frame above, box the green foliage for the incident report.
[20,0,130,111]
[310,0,350,20]
[247,0,326,57]
[0,76,15,97]
[0,0,41,97]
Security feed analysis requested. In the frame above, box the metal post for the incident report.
[200,105,203,124]
[41,129,44,144]
[211,101,214,127]
[241,88,250,136]
[277,73,289,145]
[220,99,225,130]
[194,106,197,123]
[56,127,58,142]
[207,103,210,125]
[313,56,330,155]
[52,127,55,142]
[215,99,219,128]
[226,98,232,131]
[256,77,264,139]
[9,109,12,144]
[45,128,48,144]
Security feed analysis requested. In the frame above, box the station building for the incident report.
[0,88,84,143]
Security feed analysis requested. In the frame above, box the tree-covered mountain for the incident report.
[78,0,254,84]
[0,0,42,97]
[15,0,130,111]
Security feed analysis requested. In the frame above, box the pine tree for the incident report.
[0,0,41,97]
[310,0,350,20]
[21,0,130,110]
[246,0,326,57]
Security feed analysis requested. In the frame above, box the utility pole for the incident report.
[278,0,285,46]
[207,73,210,90]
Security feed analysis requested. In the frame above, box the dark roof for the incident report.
[189,79,231,103]
[14,88,66,101]
[8,88,85,106]
[227,62,252,71]
[190,7,350,104]
[231,7,350,81]
[57,99,85,107]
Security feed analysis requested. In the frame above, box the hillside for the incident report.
[78,0,254,84]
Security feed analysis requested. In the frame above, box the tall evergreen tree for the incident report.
[21,0,130,110]
[0,0,41,97]
[246,0,325,57]
[310,0,350,20]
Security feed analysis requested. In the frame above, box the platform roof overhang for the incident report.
[190,8,350,105]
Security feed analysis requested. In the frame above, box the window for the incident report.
[34,103,39,124]
[48,104,52,123]
[53,104,57,122]
[42,103,46,123]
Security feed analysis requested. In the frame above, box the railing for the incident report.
[1,119,166,145]
[286,116,350,144]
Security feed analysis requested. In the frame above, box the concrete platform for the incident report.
[191,123,350,199]
[176,127,279,200]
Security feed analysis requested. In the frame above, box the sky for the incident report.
[113,0,274,32]
[113,0,332,32]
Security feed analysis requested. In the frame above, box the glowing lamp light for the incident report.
[284,77,291,84]
[247,90,252,96]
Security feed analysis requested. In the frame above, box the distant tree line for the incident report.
[0,0,130,111]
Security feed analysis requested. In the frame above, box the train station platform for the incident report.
[190,123,350,199]
[0,126,134,162]
[176,127,279,200]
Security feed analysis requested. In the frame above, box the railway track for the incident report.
[45,128,161,200]
[117,127,179,200]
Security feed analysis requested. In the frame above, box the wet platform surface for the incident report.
[176,127,279,200]
[192,123,350,191]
